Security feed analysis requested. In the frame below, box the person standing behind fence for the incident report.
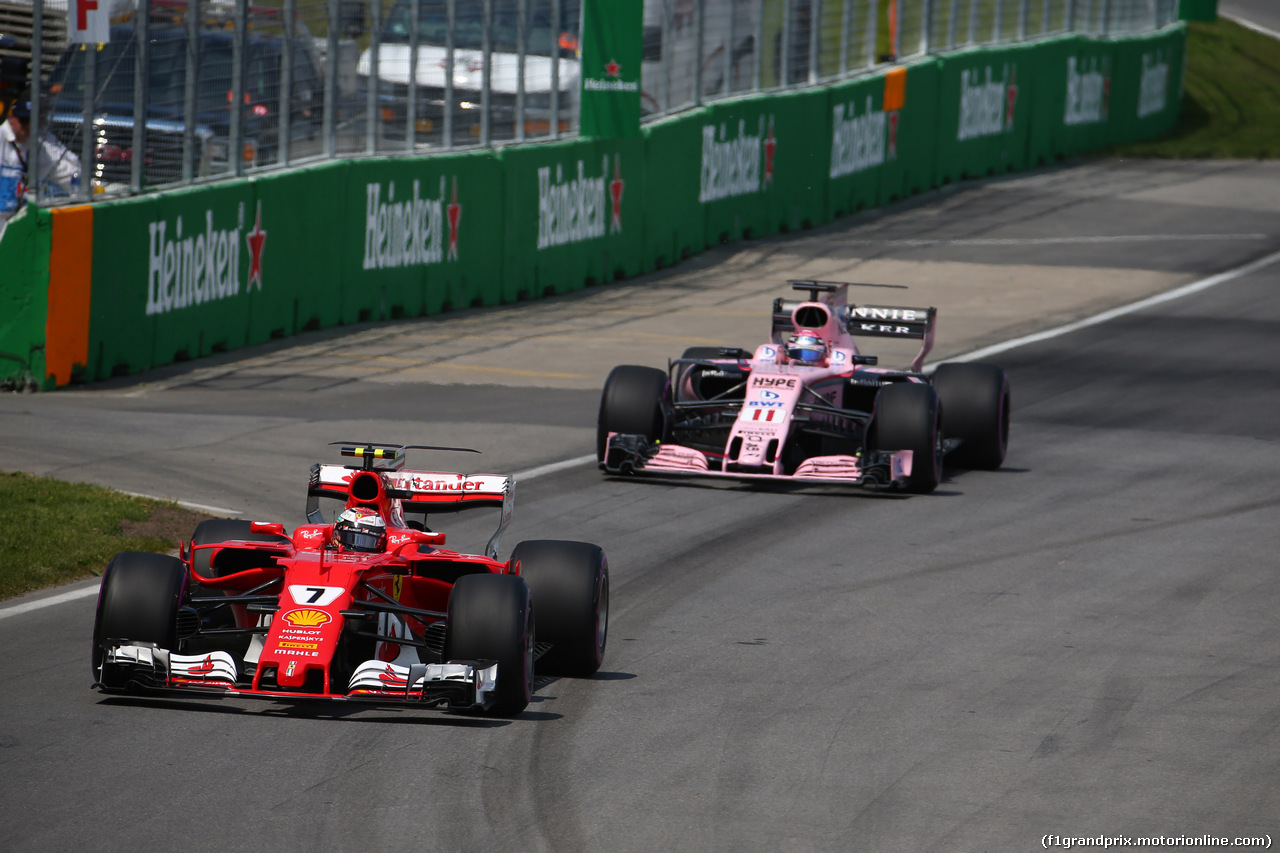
[1,91,82,240]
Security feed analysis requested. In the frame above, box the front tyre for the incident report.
[932,362,1010,470]
[91,552,189,684]
[873,382,942,494]
[446,574,534,717]
[512,540,609,677]
[597,365,670,463]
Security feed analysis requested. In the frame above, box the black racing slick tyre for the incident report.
[91,552,189,683]
[873,382,942,494]
[512,540,609,677]
[932,362,1011,470]
[446,573,534,717]
[597,365,670,463]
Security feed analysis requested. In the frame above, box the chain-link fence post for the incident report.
[280,0,295,165]
[366,0,380,152]
[182,0,197,182]
[131,0,149,192]
[29,0,43,204]
[79,45,95,199]
[323,0,338,157]
[480,0,491,145]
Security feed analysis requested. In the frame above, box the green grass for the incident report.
[1112,17,1280,159]
[0,472,210,601]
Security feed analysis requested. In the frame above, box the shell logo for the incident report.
[282,608,332,628]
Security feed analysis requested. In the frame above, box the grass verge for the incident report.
[1111,17,1280,159]
[0,472,212,601]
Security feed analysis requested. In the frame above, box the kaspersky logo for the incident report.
[1137,50,1170,119]
[1064,55,1110,126]
[830,96,889,179]
[146,201,265,316]
[957,64,1017,141]
[699,115,775,203]
[363,176,459,270]
[537,155,623,250]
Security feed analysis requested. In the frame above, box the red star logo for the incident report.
[763,117,776,186]
[447,178,461,261]
[605,59,621,78]
[245,201,266,288]
[609,156,624,233]
[1005,66,1018,129]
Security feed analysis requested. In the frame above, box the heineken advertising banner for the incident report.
[343,151,506,319]
[1107,28,1186,147]
[935,43,1037,186]
[0,24,1189,388]
[89,182,258,379]
[498,137,646,303]
[1028,36,1117,163]
[579,0,643,138]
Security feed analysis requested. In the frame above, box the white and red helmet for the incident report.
[333,507,387,552]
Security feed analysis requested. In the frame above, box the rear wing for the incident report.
[847,305,936,373]
[306,463,514,560]
[770,281,936,373]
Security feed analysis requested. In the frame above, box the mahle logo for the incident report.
[1137,50,1170,119]
[146,202,264,316]
[1064,55,1110,126]
[957,64,1017,141]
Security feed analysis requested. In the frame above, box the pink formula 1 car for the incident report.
[598,280,1010,493]
[91,443,609,717]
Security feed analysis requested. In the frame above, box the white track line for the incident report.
[931,248,1280,368]
[119,491,244,516]
[843,233,1267,247]
[5,248,1279,621]
[1224,13,1280,41]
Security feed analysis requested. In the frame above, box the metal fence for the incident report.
[11,0,1180,205]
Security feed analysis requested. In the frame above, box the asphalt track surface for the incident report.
[2,159,1279,852]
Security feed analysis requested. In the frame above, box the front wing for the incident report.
[602,433,915,489]
[98,642,499,711]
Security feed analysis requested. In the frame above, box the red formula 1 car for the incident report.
[91,443,609,717]
[598,280,1010,493]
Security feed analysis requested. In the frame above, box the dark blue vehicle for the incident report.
[45,12,322,188]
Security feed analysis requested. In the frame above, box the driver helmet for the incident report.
[333,507,387,552]
[786,330,828,364]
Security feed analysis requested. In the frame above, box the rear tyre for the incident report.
[92,552,188,683]
[932,362,1010,470]
[873,382,942,494]
[446,574,534,716]
[512,540,609,677]
[597,365,670,463]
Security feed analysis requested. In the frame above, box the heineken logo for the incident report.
[584,59,639,92]
[146,202,262,317]
[699,116,775,203]
[830,96,890,179]
[1064,56,1109,126]
[362,177,457,271]
[537,156,624,250]
[1137,50,1170,119]
[957,64,1017,141]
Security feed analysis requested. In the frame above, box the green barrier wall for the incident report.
[641,111,709,269]
[0,24,1187,388]
[343,151,506,318]
[935,43,1039,185]
[498,137,646,303]
[0,207,51,389]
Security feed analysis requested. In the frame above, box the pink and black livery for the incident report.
[598,280,1011,493]
[91,442,609,717]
